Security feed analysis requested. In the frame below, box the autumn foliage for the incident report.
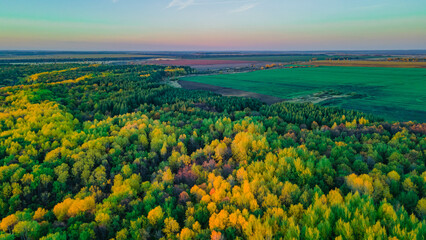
[0,64,424,239]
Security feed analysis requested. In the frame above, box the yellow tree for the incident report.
[180,228,194,240]
[0,214,18,232]
[163,217,180,236]
[33,208,48,221]
[209,210,229,231]
[147,206,164,226]
[416,198,426,218]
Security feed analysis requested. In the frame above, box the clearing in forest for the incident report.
[181,66,426,121]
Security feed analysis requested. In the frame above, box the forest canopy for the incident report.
[0,64,424,240]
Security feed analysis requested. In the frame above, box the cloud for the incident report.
[167,0,195,10]
[229,3,257,13]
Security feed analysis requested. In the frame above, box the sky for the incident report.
[0,0,425,51]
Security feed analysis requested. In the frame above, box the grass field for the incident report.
[182,66,426,122]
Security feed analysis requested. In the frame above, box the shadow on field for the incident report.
[178,80,284,105]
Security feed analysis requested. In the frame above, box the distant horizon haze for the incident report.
[1,50,426,54]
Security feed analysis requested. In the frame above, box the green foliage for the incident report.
[0,64,424,239]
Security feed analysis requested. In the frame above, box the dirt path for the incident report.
[178,80,284,105]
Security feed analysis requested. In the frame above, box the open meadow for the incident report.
[182,66,426,122]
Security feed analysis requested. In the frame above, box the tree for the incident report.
[53,198,73,221]
[147,206,164,226]
[67,196,96,218]
[12,221,40,240]
[39,232,67,240]
[179,228,194,240]
[345,174,374,195]
[32,208,47,221]
[387,171,400,182]
[335,219,353,240]
[211,230,223,240]
[95,212,111,225]
[52,196,95,221]
[115,229,129,240]
[416,198,426,218]
[0,214,18,232]
[163,217,180,236]
[209,210,229,231]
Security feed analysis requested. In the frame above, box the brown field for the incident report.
[148,59,257,66]
[309,60,426,68]
[178,80,284,104]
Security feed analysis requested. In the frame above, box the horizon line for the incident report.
[1,49,426,53]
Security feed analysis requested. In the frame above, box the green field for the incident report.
[182,66,426,122]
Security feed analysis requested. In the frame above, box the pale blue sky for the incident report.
[0,0,425,50]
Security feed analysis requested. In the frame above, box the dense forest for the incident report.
[0,64,424,240]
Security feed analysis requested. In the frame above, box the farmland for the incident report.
[194,54,382,62]
[145,59,260,70]
[310,60,426,68]
[182,66,426,122]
